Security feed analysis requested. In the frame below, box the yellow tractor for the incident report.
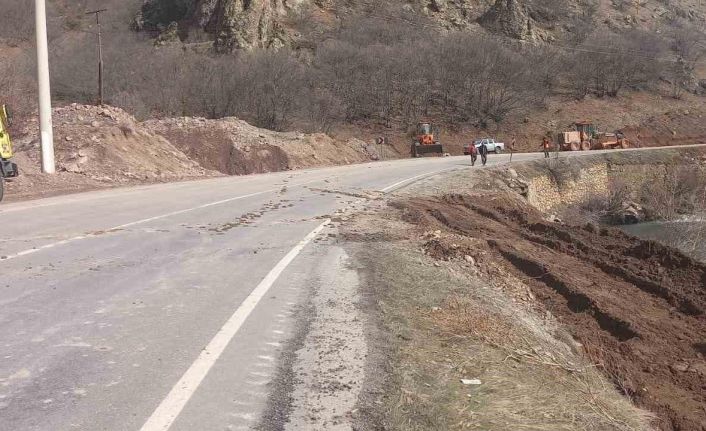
[0,104,19,202]
[411,121,444,157]
[558,121,631,151]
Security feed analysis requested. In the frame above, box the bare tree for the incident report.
[565,30,664,98]
[667,22,705,98]
[0,0,40,41]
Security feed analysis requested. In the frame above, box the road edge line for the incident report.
[1,177,334,263]
[380,167,461,193]
[139,219,331,431]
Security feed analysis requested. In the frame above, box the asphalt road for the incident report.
[0,150,611,430]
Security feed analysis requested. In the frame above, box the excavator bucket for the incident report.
[411,122,444,157]
[411,143,444,157]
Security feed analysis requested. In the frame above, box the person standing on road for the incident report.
[478,140,489,166]
[541,135,551,158]
[469,142,478,166]
[509,137,516,163]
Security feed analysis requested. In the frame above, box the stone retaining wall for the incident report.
[527,165,609,213]
[522,155,691,214]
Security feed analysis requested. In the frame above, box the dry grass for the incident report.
[349,209,654,431]
[429,292,654,430]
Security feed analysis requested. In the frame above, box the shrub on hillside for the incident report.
[0,0,38,41]
[41,7,695,133]
[565,30,665,99]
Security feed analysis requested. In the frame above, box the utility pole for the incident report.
[634,0,639,19]
[35,0,55,174]
[86,9,107,106]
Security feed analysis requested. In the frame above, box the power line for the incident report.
[549,43,706,64]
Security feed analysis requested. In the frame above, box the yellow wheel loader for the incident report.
[557,121,631,151]
[0,104,19,202]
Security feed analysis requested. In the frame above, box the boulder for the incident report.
[478,0,534,40]
[138,0,292,51]
[618,201,645,224]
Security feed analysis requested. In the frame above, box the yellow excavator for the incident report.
[0,104,19,202]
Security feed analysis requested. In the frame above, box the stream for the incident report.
[621,219,706,263]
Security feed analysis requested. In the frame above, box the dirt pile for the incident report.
[396,192,706,431]
[2,103,389,202]
[143,117,383,175]
[6,104,217,201]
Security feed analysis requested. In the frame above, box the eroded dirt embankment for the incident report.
[345,149,706,431]
[397,193,706,431]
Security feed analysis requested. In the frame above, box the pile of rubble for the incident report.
[143,116,384,175]
[6,104,218,200]
[15,104,214,183]
[6,103,389,201]
[501,167,530,196]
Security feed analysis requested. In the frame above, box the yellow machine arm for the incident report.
[0,104,14,159]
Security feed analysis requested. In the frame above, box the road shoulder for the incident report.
[334,170,656,430]
[258,242,368,430]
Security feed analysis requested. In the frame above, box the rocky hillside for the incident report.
[135,0,706,49]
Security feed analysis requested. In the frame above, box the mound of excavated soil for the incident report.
[144,117,383,175]
[397,193,706,431]
[6,105,217,201]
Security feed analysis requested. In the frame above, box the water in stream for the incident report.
[621,219,706,262]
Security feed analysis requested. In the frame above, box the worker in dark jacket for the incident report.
[478,141,489,166]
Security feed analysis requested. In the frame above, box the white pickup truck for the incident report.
[463,138,505,155]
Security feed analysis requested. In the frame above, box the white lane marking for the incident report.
[139,220,330,431]
[0,187,286,263]
[379,167,460,193]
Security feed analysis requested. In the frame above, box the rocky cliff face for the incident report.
[135,0,706,50]
[136,0,503,50]
[478,0,533,40]
[205,0,307,51]
[137,0,309,51]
